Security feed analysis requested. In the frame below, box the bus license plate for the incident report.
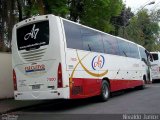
[32,85,40,90]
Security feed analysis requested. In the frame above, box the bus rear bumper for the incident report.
[14,88,69,100]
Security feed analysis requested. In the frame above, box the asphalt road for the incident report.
[8,83,160,120]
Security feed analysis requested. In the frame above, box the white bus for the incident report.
[151,52,160,82]
[12,14,149,101]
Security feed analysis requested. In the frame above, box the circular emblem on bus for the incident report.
[92,55,105,70]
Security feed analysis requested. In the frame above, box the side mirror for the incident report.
[141,58,146,62]
[141,58,147,64]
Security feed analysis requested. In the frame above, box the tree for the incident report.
[17,0,23,21]
[0,0,17,52]
[111,6,134,36]
[0,0,3,51]
[42,0,68,16]
[22,0,123,34]
[119,9,160,51]
[68,0,84,22]
[1,0,158,52]
[23,0,69,18]
[79,0,123,33]
[150,9,160,23]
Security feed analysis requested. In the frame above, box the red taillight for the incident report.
[13,69,17,90]
[57,63,63,88]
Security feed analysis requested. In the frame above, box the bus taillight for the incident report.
[13,69,17,90]
[57,63,63,88]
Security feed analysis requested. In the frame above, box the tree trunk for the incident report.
[7,0,15,51]
[1,0,8,51]
[37,0,46,15]
[25,0,32,18]
[0,0,3,49]
[70,0,78,22]
[17,0,23,21]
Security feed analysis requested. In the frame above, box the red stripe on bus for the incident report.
[70,78,144,99]
[110,80,143,92]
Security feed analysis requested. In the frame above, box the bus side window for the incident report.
[128,43,140,59]
[81,28,104,53]
[102,34,119,55]
[139,47,149,65]
[152,53,158,61]
[63,20,83,50]
[117,39,130,57]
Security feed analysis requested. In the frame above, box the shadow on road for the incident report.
[17,86,149,113]
[152,80,160,84]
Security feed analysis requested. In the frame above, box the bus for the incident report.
[150,52,160,82]
[12,14,149,101]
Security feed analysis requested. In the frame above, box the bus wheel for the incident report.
[137,78,146,90]
[99,80,110,102]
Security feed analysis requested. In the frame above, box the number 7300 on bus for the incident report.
[12,14,150,101]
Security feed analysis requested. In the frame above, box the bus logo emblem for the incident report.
[92,55,105,70]
[24,24,39,40]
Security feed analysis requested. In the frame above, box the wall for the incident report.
[0,53,13,99]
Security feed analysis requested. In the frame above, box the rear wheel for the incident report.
[137,77,146,90]
[99,80,110,102]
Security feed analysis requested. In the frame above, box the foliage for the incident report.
[24,0,123,33]
[111,6,134,35]
[79,0,123,33]
[23,0,69,17]
[0,0,159,52]
[0,0,16,52]
[150,9,160,23]
[119,9,160,51]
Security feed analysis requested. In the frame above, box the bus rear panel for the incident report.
[12,15,69,100]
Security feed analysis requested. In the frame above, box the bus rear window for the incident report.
[152,54,158,61]
[17,21,49,51]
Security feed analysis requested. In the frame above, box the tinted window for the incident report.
[81,28,103,53]
[117,39,130,57]
[64,20,103,53]
[152,53,158,61]
[139,47,149,65]
[128,43,140,59]
[63,20,83,50]
[102,34,119,55]
[17,21,49,51]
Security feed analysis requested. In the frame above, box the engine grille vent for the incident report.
[21,48,46,62]
[72,86,83,95]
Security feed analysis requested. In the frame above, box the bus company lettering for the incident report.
[25,64,45,73]
[92,55,105,70]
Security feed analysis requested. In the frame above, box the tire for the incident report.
[137,84,145,90]
[137,78,146,90]
[99,80,110,102]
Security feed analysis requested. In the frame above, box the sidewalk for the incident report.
[0,98,44,114]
